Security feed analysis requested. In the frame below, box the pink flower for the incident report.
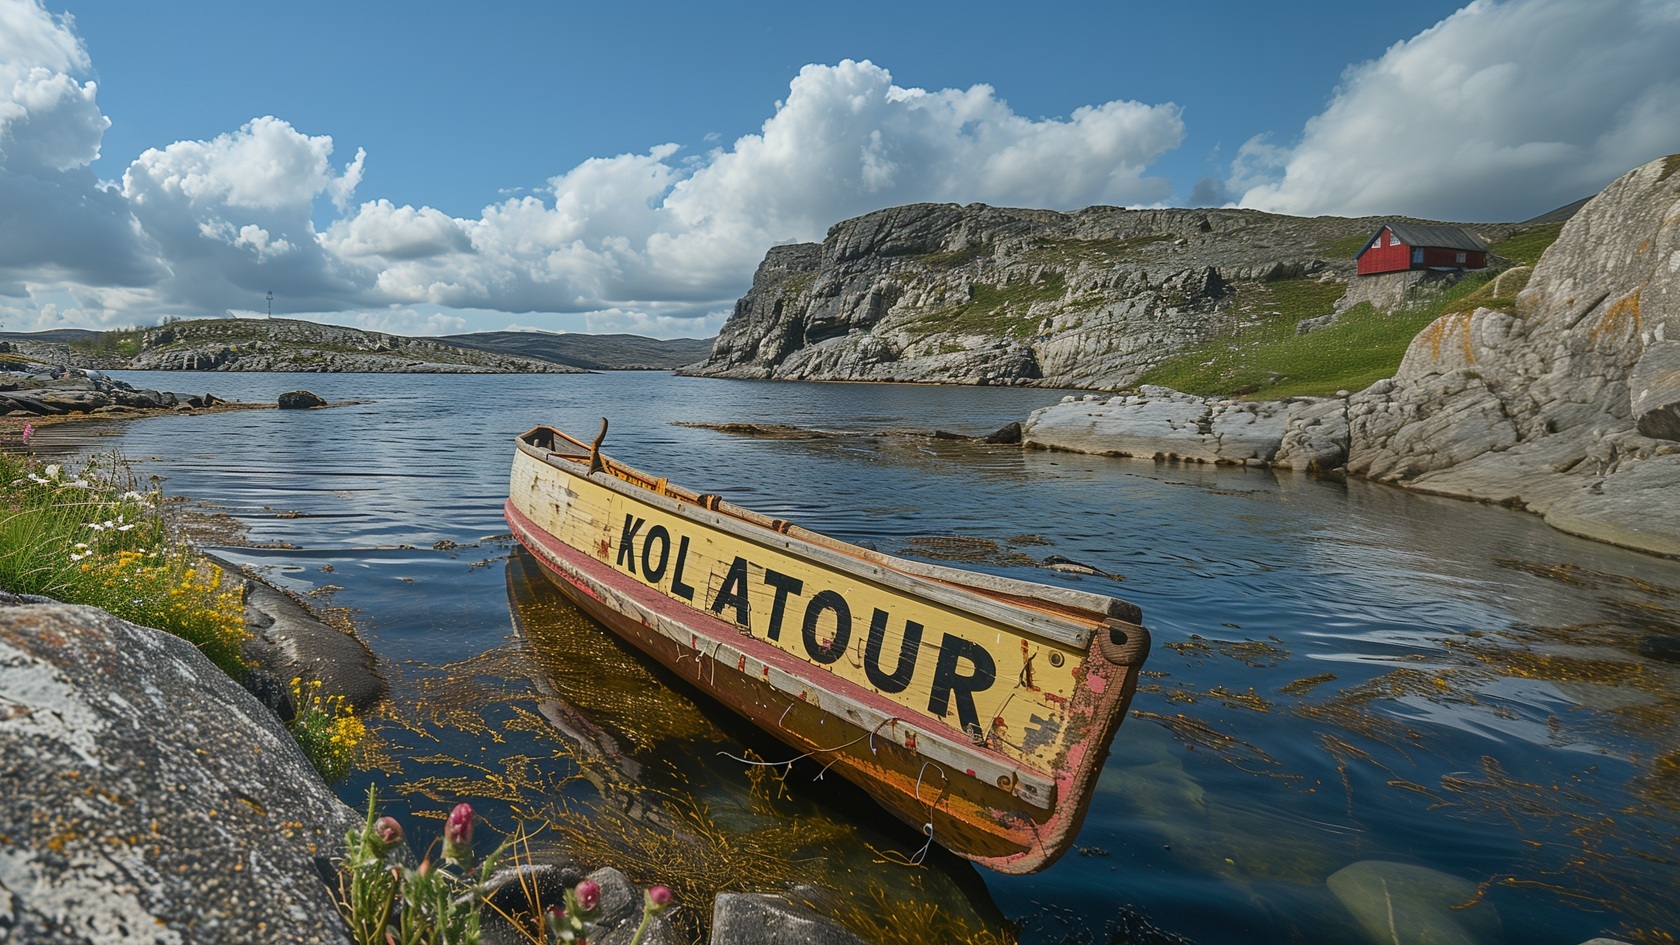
[442,802,474,862]
[647,885,672,909]
[20,423,33,445]
[575,879,601,912]
[374,816,403,846]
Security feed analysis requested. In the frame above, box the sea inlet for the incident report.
[34,370,1680,945]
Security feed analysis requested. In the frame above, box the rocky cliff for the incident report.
[1020,154,1680,557]
[683,204,1523,388]
[6,318,586,374]
[1343,154,1680,555]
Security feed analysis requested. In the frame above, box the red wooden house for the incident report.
[1355,223,1488,276]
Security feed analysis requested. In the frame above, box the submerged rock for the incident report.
[0,598,355,944]
[1326,860,1502,945]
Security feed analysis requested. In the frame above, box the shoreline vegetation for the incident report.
[0,429,363,775]
[0,421,690,944]
[0,405,851,945]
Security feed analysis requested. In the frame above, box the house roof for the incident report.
[1362,223,1488,255]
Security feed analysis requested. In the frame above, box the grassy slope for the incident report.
[1135,226,1562,399]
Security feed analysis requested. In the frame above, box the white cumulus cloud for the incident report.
[121,115,372,313]
[333,59,1185,322]
[1235,0,1680,221]
[0,0,157,294]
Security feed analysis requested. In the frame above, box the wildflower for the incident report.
[441,802,474,863]
[21,422,32,444]
[627,884,673,944]
[575,879,601,912]
[44,464,60,480]
[373,816,403,847]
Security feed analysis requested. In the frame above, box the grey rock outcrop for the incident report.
[0,599,356,944]
[685,203,1518,389]
[1,363,183,417]
[1629,339,1680,439]
[709,893,870,945]
[1343,153,1680,556]
[1022,387,1349,471]
[229,566,385,713]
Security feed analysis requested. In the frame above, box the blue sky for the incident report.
[5,0,1680,338]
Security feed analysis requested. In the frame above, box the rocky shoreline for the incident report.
[0,409,880,945]
[0,590,872,943]
[1021,156,1680,559]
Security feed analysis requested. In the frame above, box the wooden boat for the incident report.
[505,423,1151,874]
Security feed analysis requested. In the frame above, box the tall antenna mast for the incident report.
[266,290,273,318]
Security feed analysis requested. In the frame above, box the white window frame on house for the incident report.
[1456,252,1467,264]
[1389,232,1400,246]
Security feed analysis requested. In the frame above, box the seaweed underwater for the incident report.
[362,548,1022,945]
[1117,554,1680,944]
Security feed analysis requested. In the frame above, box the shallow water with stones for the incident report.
[32,370,1680,945]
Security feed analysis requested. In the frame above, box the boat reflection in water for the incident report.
[506,547,1015,944]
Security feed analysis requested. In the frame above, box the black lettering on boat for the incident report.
[615,515,645,573]
[801,590,852,664]
[864,609,922,693]
[670,536,696,600]
[641,524,671,582]
[762,569,804,642]
[710,556,752,626]
[927,634,997,736]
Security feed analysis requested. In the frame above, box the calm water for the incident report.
[45,371,1680,944]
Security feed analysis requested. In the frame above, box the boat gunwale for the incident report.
[505,499,1064,809]
[516,425,1142,651]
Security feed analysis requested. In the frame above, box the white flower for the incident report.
[44,464,60,479]
[117,524,135,532]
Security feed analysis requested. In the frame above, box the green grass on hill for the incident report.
[905,272,1067,336]
[1319,232,1374,259]
[1138,273,1501,399]
[1489,222,1565,267]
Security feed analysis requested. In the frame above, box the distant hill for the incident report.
[1519,196,1591,226]
[1,318,584,374]
[0,320,715,373]
[439,331,716,370]
[0,328,102,345]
